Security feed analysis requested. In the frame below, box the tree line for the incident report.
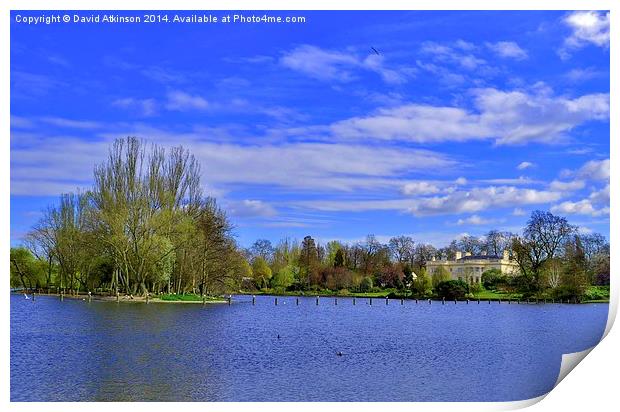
[244,216,609,301]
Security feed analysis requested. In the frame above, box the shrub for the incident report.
[481,269,506,290]
[435,279,469,300]
[359,277,373,292]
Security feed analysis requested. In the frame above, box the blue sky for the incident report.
[10,10,610,248]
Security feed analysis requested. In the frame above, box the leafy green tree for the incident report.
[481,268,506,290]
[558,235,588,300]
[512,211,576,292]
[411,269,432,297]
[431,266,451,288]
[469,281,483,296]
[252,256,272,289]
[359,276,373,292]
[299,236,320,288]
[10,247,47,290]
[334,248,345,268]
[435,279,469,300]
[271,265,297,289]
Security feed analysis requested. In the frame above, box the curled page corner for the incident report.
[554,347,595,388]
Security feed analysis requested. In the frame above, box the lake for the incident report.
[10,293,608,402]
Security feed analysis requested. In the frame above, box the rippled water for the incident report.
[10,293,608,401]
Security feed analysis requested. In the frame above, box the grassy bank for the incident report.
[158,293,224,302]
[237,287,609,303]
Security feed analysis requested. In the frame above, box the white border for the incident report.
[2,1,617,411]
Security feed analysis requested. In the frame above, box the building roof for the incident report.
[457,255,502,261]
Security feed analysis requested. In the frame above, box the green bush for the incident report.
[359,277,373,292]
[435,279,470,300]
[481,269,506,290]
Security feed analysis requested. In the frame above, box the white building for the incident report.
[426,250,519,284]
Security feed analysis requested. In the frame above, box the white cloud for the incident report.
[420,41,486,70]
[486,41,528,60]
[165,91,209,111]
[549,179,585,191]
[455,177,467,186]
[471,88,609,145]
[564,67,603,83]
[297,186,563,216]
[401,181,442,196]
[576,159,610,181]
[328,88,608,145]
[480,176,539,186]
[361,54,408,84]
[280,45,359,82]
[513,208,526,216]
[226,200,277,217]
[330,104,488,143]
[112,97,158,116]
[562,11,610,56]
[517,161,534,170]
[456,215,498,226]
[280,44,408,84]
[551,199,609,217]
[407,186,562,216]
[40,117,102,129]
[589,184,610,205]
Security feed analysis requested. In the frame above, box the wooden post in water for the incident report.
[478,298,480,304]
[442,297,445,305]
[488,299,491,304]
[385,297,389,305]
[316,296,319,305]
[415,298,418,304]
[401,298,404,305]
[88,292,91,303]
[369,298,372,306]
[32,292,36,302]
[353,297,356,305]
[296,297,299,306]
[454,298,457,304]
[466,299,469,304]
[60,291,64,301]
[275,297,278,306]
[498,299,501,304]
[252,295,256,305]
[335,298,337,305]
[428,299,431,305]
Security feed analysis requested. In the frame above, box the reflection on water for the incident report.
[10,294,608,401]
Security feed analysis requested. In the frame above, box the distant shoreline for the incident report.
[12,291,608,305]
[235,291,609,304]
[11,291,227,304]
